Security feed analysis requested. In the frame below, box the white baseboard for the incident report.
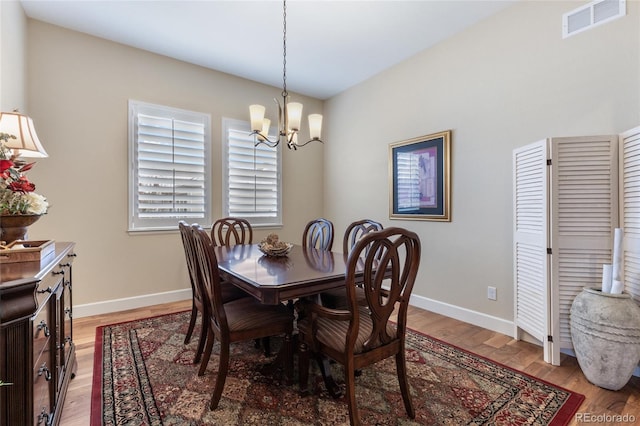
[74,288,191,318]
[409,293,515,337]
[75,289,515,336]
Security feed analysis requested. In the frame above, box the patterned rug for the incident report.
[91,310,583,425]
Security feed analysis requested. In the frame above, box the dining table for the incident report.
[213,243,347,305]
[212,242,350,396]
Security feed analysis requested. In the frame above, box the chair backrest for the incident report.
[344,227,421,351]
[192,224,230,333]
[211,217,253,246]
[302,245,335,272]
[178,221,206,304]
[302,218,334,251]
[343,219,383,255]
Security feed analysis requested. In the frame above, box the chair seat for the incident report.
[298,306,396,354]
[225,297,294,333]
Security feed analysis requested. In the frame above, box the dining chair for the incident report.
[211,216,273,353]
[297,227,421,425]
[191,224,295,410]
[179,221,248,364]
[302,218,334,251]
[320,219,384,309]
[211,216,253,247]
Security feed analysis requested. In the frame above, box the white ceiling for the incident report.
[21,0,517,100]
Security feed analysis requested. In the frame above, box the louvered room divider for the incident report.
[513,125,640,366]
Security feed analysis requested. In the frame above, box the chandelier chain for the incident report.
[282,0,288,98]
[249,0,323,149]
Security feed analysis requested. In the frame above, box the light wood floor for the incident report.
[60,301,639,426]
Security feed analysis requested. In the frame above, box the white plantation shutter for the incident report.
[513,140,549,356]
[514,136,618,366]
[621,126,640,300]
[222,119,282,227]
[550,136,618,365]
[129,101,211,231]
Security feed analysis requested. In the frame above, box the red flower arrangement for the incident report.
[0,133,48,215]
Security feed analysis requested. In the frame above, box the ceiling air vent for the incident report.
[563,0,626,38]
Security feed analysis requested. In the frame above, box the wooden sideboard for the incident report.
[0,242,76,426]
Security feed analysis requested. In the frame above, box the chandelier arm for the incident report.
[289,138,324,149]
[253,132,281,148]
[277,97,287,138]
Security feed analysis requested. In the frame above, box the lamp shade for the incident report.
[0,111,48,158]
[308,114,322,140]
[249,105,266,132]
[286,102,303,131]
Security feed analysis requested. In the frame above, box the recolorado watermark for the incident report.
[575,413,636,423]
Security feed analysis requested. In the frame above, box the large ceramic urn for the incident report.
[570,287,640,391]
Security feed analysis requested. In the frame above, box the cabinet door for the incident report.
[52,261,73,394]
[33,291,57,426]
[62,263,73,367]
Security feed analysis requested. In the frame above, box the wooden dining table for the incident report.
[213,243,347,305]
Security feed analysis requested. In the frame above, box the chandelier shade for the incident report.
[0,111,48,158]
[249,0,324,150]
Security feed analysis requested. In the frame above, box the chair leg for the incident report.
[209,340,230,410]
[184,305,197,344]
[344,363,360,426]
[283,333,293,385]
[395,351,415,419]
[193,316,209,364]
[298,340,311,395]
[198,328,215,376]
[253,337,272,356]
[262,337,271,357]
[317,355,342,399]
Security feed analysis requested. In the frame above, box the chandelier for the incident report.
[249,0,323,150]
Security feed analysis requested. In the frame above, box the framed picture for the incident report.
[389,130,451,221]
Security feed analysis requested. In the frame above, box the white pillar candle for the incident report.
[612,228,623,282]
[611,279,624,294]
[602,264,613,293]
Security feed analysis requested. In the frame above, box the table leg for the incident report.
[258,333,293,385]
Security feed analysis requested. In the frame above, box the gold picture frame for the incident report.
[389,130,451,221]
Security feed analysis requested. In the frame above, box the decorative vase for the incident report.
[570,287,640,390]
[0,214,41,244]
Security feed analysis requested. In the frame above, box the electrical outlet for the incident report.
[487,286,497,301]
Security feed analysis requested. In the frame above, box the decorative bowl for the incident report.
[258,241,293,257]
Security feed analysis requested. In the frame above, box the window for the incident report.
[222,118,282,227]
[128,100,211,231]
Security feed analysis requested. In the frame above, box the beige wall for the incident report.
[18,1,640,327]
[324,1,639,324]
[25,20,324,306]
[0,0,27,111]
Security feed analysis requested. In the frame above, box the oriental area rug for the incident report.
[91,311,584,426]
